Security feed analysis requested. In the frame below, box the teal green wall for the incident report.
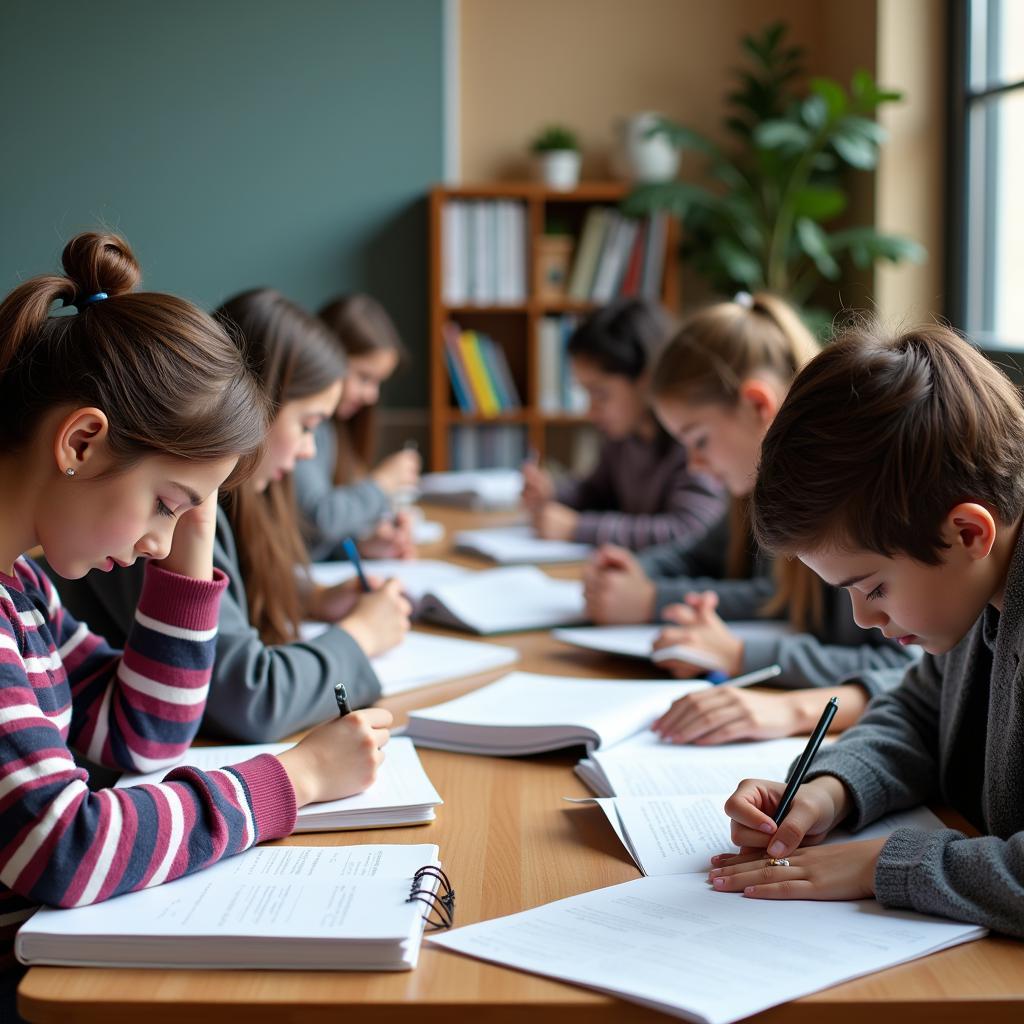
[0,0,445,406]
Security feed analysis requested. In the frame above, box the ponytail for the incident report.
[651,293,823,633]
[0,232,268,481]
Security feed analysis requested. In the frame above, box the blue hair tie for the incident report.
[78,292,108,308]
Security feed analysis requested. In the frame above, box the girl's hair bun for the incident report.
[61,232,141,302]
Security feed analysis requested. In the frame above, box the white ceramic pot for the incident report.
[537,150,581,191]
[618,112,680,183]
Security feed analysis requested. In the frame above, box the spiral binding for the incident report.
[407,864,455,931]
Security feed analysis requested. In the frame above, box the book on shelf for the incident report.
[564,207,668,304]
[538,314,588,413]
[442,198,527,306]
[448,423,527,470]
[444,322,521,415]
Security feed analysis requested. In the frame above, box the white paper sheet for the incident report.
[308,559,468,602]
[430,872,985,1024]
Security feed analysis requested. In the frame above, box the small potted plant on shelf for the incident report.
[531,125,581,191]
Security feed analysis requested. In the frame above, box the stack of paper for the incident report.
[417,468,523,510]
[117,736,443,830]
[18,844,445,971]
[404,672,708,756]
[417,566,585,634]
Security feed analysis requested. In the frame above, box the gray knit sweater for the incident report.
[44,506,381,743]
[807,524,1024,936]
[293,421,391,561]
[637,516,916,694]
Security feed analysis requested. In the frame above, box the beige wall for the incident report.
[875,0,947,324]
[459,0,945,321]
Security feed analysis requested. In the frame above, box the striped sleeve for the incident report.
[49,561,226,773]
[571,470,727,551]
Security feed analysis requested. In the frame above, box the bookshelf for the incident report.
[428,182,679,471]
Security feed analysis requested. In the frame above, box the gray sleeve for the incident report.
[804,653,945,824]
[740,633,919,693]
[202,586,381,743]
[873,827,1024,937]
[293,422,391,560]
[637,515,729,580]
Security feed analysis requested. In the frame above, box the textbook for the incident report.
[454,524,592,564]
[416,566,586,634]
[430,850,984,1024]
[417,468,523,510]
[18,844,449,971]
[404,672,708,756]
[553,621,795,672]
[117,736,442,830]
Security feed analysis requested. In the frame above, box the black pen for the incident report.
[334,681,351,718]
[772,696,838,826]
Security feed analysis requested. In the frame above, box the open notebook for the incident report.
[18,844,449,971]
[575,731,812,799]
[554,621,795,672]
[116,736,442,830]
[296,627,519,694]
[308,558,470,604]
[404,672,708,756]
[417,566,585,634]
[417,468,523,510]
[431,812,984,1024]
[454,525,593,564]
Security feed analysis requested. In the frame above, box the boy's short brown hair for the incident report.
[752,323,1024,563]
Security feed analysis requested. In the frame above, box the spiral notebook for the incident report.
[17,844,455,971]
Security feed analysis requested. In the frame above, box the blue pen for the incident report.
[705,670,730,684]
[341,537,371,592]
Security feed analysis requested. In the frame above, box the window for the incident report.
[954,0,1024,349]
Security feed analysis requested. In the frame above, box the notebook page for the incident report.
[423,567,585,633]
[367,632,518,694]
[308,559,468,601]
[116,737,440,820]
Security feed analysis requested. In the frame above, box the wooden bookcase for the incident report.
[428,182,679,471]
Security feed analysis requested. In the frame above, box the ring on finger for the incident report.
[766,857,790,867]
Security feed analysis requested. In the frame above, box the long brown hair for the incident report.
[650,293,824,631]
[0,232,267,484]
[216,289,346,645]
[318,294,406,481]
[754,321,1024,562]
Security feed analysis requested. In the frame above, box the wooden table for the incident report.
[19,507,1024,1023]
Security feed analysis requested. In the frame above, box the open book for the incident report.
[554,621,795,672]
[417,468,523,509]
[430,817,984,1023]
[417,567,586,634]
[454,525,593,564]
[18,844,447,971]
[404,672,708,756]
[116,736,442,830]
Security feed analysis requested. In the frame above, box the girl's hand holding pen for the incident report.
[706,774,883,901]
[340,578,412,657]
[654,687,804,745]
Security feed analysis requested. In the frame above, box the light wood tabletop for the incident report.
[19,505,1024,1023]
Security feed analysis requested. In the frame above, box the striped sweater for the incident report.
[0,558,297,969]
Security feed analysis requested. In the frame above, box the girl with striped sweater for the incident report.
[0,235,391,1017]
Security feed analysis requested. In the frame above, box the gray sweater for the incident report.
[637,516,916,694]
[293,421,391,561]
[44,506,381,743]
[806,526,1024,936]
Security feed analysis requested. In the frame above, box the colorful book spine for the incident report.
[459,332,501,416]
[444,322,477,413]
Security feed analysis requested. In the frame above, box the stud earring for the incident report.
[65,468,75,477]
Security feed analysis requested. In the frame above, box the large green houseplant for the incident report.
[625,22,924,319]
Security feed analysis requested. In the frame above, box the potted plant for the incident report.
[624,22,925,331]
[531,125,581,191]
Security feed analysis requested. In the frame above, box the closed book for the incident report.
[444,321,476,413]
[641,211,667,298]
[589,212,626,301]
[567,207,609,300]
[619,218,647,297]
[442,200,468,305]
[459,331,500,415]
